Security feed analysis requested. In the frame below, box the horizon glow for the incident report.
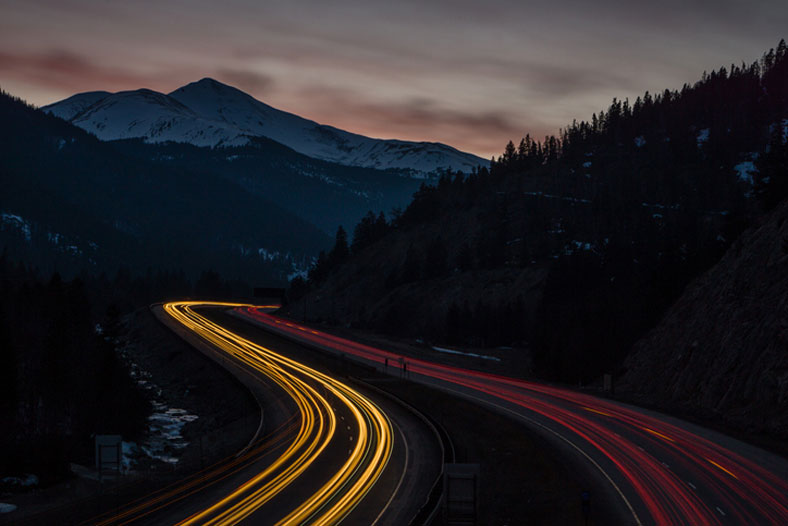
[1,0,786,158]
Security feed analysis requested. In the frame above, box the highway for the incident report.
[104,301,394,525]
[236,306,788,526]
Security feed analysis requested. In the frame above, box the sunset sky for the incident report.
[2,0,786,157]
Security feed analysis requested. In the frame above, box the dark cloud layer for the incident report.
[214,69,275,95]
[1,0,786,156]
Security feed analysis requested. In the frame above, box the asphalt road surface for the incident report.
[236,306,788,526]
[88,301,440,525]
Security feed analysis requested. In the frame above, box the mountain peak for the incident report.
[42,90,111,121]
[169,77,245,97]
[196,77,222,85]
[44,80,487,175]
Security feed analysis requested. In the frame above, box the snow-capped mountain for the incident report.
[43,78,487,176]
[43,90,111,121]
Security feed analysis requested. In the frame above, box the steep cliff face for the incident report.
[622,199,788,437]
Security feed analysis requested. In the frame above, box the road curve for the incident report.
[154,301,393,525]
[236,307,788,526]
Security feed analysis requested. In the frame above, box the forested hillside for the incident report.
[291,40,788,384]
[0,91,329,283]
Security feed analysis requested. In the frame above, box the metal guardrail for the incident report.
[412,412,455,525]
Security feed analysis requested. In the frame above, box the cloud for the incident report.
[214,69,275,94]
[290,86,538,156]
[522,61,639,99]
[0,49,152,92]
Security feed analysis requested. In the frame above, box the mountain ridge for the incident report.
[0,90,329,283]
[43,78,486,176]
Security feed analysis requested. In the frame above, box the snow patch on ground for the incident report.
[122,351,198,466]
[634,135,646,148]
[642,202,680,210]
[432,346,501,362]
[258,247,281,262]
[563,240,595,255]
[0,503,17,514]
[697,128,710,147]
[1,212,32,241]
[121,441,138,471]
[142,404,198,464]
[734,161,758,185]
[523,191,591,204]
[288,268,308,281]
[1,474,38,488]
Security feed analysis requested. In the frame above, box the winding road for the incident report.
[87,301,404,526]
[163,301,393,525]
[236,306,788,526]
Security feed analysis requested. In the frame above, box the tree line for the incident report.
[0,252,245,483]
[290,40,788,383]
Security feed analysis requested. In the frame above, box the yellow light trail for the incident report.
[163,301,393,525]
[705,457,739,480]
[642,427,675,443]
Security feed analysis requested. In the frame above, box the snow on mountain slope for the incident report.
[65,88,250,148]
[43,90,111,121]
[42,78,486,175]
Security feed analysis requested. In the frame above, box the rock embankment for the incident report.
[622,200,788,438]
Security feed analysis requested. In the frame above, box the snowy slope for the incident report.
[43,78,486,175]
[43,90,111,121]
[64,88,251,148]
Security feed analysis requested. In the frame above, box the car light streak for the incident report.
[106,302,395,526]
[87,416,299,526]
[239,307,788,526]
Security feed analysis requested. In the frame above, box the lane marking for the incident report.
[165,302,393,526]
[716,506,726,516]
[434,386,644,526]
[687,482,697,490]
[371,419,410,525]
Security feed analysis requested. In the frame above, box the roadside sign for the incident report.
[444,463,479,525]
[95,435,122,476]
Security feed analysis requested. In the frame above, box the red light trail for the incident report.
[238,306,788,525]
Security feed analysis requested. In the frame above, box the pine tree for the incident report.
[424,237,448,278]
[755,127,788,210]
[502,140,517,165]
[352,212,377,254]
[330,225,349,264]
[308,250,330,284]
[400,245,422,283]
[0,309,16,422]
[455,241,474,272]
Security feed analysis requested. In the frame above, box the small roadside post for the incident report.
[603,373,614,395]
[581,490,591,525]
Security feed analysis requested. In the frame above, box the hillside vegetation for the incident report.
[291,41,788,385]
